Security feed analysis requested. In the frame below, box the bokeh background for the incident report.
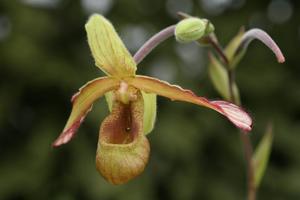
[0,0,299,199]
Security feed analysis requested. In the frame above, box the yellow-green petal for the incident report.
[85,14,137,78]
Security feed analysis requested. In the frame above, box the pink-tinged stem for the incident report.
[134,25,176,64]
[238,28,285,63]
[240,132,256,200]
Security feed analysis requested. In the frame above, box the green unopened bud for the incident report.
[175,18,206,43]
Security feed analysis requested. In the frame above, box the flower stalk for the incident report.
[133,25,176,64]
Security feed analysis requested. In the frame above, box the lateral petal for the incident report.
[85,14,137,77]
[53,77,119,147]
[127,75,252,131]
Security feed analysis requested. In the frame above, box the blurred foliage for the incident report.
[0,0,300,199]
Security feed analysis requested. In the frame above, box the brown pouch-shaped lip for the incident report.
[96,91,150,185]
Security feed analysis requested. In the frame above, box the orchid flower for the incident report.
[53,14,252,185]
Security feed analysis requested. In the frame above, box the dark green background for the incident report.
[0,0,299,199]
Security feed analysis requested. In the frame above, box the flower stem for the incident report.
[240,132,256,200]
[133,25,176,64]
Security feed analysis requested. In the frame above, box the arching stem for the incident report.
[133,25,176,64]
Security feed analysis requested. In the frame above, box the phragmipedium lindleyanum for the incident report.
[53,14,252,185]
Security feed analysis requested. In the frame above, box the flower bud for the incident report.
[175,17,214,43]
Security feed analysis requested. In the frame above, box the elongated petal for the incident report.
[127,75,252,131]
[53,77,119,147]
[85,14,137,77]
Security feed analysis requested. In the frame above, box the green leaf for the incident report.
[253,125,273,187]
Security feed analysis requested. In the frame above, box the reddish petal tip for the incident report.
[278,55,285,63]
[52,129,76,148]
[52,117,85,147]
[212,101,252,132]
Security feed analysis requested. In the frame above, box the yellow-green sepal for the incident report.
[85,14,137,78]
